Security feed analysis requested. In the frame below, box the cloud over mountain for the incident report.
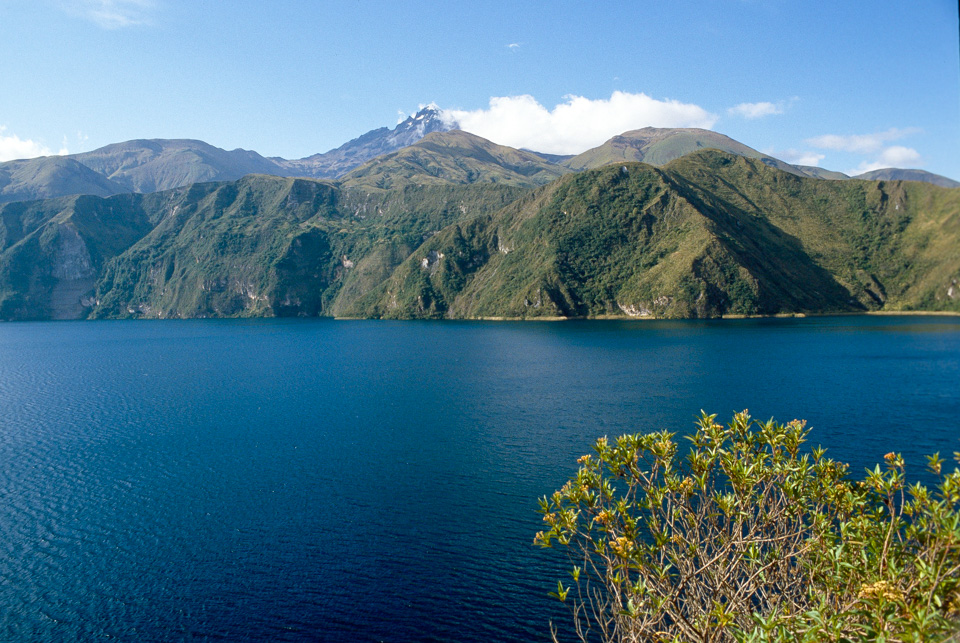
[806,127,923,175]
[0,126,67,162]
[849,145,923,175]
[767,148,826,167]
[806,127,920,154]
[441,92,717,155]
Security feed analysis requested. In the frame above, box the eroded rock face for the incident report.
[420,250,444,273]
[46,224,97,320]
[617,296,673,318]
[52,224,95,281]
[617,302,652,317]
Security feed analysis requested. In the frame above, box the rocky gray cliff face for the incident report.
[48,223,97,320]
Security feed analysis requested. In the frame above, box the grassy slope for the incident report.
[562,128,806,177]
[92,176,529,319]
[666,152,960,311]
[0,157,535,321]
[0,157,128,205]
[854,169,960,189]
[353,151,960,320]
[329,183,529,316]
[2,150,956,321]
[341,130,570,190]
[92,176,350,318]
[0,191,164,319]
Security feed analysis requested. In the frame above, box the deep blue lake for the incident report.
[0,316,958,641]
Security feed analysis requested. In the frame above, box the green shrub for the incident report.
[536,411,960,642]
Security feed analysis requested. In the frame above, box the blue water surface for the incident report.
[0,316,958,641]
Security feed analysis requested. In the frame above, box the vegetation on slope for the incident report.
[0,191,168,319]
[1,149,957,321]
[0,171,529,320]
[341,130,571,190]
[561,128,806,177]
[855,168,960,189]
[537,411,960,642]
[0,156,127,205]
[91,176,344,318]
[355,151,959,320]
[666,152,960,312]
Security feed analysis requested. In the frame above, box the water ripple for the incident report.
[0,316,957,640]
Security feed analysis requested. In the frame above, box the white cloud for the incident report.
[506,43,521,51]
[805,127,920,154]
[766,148,825,167]
[849,146,922,175]
[441,92,718,155]
[0,126,68,162]
[805,127,924,175]
[728,101,783,119]
[62,0,157,29]
[878,146,922,166]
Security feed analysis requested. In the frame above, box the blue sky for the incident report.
[1,0,958,179]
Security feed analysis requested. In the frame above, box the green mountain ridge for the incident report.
[1,150,957,322]
[73,139,287,193]
[0,171,528,320]
[3,117,956,206]
[561,127,806,177]
[0,156,128,204]
[347,152,960,320]
[340,130,570,190]
[0,107,456,205]
[853,168,960,188]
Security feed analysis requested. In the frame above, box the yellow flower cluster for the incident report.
[857,580,903,602]
[611,536,635,557]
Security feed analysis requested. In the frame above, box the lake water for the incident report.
[0,316,958,641]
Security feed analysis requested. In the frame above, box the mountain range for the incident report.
[1,124,957,322]
[1,109,957,321]
[2,107,957,207]
[356,150,959,320]
[0,106,455,205]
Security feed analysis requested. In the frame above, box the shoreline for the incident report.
[332,310,960,322]
[4,310,959,324]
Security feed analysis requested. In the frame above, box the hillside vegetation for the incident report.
[351,151,960,319]
[0,107,454,205]
[562,128,805,177]
[0,149,957,321]
[0,170,527,319]
[4,122,956,207]
[341,130,570,190]
[855,168,960,188]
